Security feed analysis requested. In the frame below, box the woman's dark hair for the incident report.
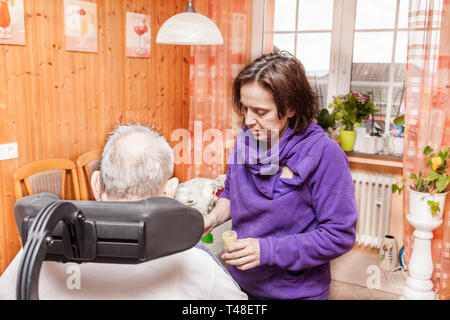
[232,51,319,134]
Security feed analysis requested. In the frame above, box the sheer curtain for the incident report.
[402,0,450,299]
[187,0,250,180]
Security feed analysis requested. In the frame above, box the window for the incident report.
[254,0,409,135]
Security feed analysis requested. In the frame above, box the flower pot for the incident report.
[376,136,385,153]
[339,130,356,151]
[409,187,448,222]
[386,136,404,156]
[352,127,367,153]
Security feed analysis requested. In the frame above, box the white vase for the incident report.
[379,235,398,272]
[353,127,367,152]
[365,136,377,154]
[386,136,404,156]
[376,136,385,153]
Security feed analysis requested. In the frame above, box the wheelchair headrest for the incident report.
[14,193,204,264]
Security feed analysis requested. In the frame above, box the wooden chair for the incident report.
[13,159,81,201]
[76,148,102,200]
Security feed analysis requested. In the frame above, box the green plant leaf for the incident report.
[427,200,440,216]
[393,114,405,126]
[391,184,404,194]
[436,175,449,192]
[428,170,439,181]
[424,146,433,155]
[436,166,446,174]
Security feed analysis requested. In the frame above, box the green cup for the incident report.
[201,233,213,243]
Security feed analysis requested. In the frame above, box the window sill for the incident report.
[345,151,403,168]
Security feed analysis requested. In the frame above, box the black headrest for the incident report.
[14,193,204,264]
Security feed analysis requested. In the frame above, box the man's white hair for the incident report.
[100,124,174,200]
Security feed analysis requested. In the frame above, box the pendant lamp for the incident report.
[156,0,223,45]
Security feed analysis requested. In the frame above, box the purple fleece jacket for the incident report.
[219,122,357,300]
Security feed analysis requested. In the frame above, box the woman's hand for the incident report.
[221,238,260,271]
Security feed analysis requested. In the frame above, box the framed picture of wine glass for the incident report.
[64,0,97,53]
[0,0,26,46]
[126,12,151,58]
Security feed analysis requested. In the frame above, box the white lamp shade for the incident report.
[156,12,223,45]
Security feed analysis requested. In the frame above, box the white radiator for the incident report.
[351,171,397,249]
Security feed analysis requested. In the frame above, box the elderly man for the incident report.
[0,124,247,300]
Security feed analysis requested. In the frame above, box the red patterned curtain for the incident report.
[403,0,450,299]
[187,0,249,180]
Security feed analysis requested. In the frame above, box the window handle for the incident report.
[342,56,348,74]
[331,54,337,73]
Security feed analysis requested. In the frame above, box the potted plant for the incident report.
[386,84,405,156]
[329,91,379,151]
[392,146,449,221]
[353,114,385,154]
[314,108,339,141]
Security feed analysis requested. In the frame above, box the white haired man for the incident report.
[0,124,247,300]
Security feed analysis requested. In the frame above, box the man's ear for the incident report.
[163,177,179,198]
[90,170,102,201]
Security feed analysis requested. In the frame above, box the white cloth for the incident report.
[0,247,247,300]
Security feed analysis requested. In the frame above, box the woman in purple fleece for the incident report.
[203,52,358,300]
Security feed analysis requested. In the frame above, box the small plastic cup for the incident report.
[201,233,213,243]
[222,230,237,251]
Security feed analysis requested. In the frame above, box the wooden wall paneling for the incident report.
[48,2,59,158]
[0,174,6,272]
[84,0,99,149]
[40,2,52,160]
[33,1,46,159]
[100,0,113,141]
[114,0,126,129]
[154,0,165,136]
[163,1,173,141]
[147,0,155,127]
[1,43,19,269]
[4,43,19,268]
[96,0,107,146]
[124,0,144,125]
[0,45,9,272]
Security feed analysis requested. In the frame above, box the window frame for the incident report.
[253,0,410,136]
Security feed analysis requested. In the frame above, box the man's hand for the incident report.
[202,214,214,238]
[221,238,260,271]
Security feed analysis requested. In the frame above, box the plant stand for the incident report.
[400,214,442,300]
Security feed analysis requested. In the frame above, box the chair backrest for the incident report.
[76,149,102,200]
[13,159,81,201]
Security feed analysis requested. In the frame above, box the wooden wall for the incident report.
[0,0,191,275]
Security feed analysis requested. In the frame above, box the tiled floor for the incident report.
[329,248,406,300]
[329,280,400,300]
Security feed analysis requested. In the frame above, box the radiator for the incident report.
[351,171,397,249]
